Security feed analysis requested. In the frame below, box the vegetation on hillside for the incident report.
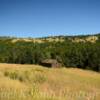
[0,34,100,72]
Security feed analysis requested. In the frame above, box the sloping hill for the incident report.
[0,63,100,100]
[0,33,100,72]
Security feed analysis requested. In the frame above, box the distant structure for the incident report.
[40,59,61,68]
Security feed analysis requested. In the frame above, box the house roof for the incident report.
[41,59,58,64]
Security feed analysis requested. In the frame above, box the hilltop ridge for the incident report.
[0,33,100,43]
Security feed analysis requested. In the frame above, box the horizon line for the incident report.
[0,32,99,38]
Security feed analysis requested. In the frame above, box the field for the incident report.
[0,63,100,100]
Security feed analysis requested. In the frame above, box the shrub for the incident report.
[4,71,24,82]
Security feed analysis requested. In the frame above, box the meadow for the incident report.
[0,63,100,100]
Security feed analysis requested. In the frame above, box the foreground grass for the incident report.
[0,63,100,100]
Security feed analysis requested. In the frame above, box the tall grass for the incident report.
[0,63,100,100]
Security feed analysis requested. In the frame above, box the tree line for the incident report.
[0,35,100,72]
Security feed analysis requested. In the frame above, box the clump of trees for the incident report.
[0,34,100,72]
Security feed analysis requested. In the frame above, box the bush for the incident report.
[4,71,24,82]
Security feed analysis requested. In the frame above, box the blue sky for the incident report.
[0,0,100,37]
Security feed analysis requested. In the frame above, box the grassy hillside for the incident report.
[0,63,100,100]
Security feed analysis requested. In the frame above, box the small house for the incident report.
[40,59,61,68]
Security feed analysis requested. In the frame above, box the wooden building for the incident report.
[40,59,61,68]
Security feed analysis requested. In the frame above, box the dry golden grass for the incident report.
[11,37,65,43]
[0,63,100,100]
[72,36,98,43]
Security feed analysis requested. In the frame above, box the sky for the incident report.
[0,0,100,37]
